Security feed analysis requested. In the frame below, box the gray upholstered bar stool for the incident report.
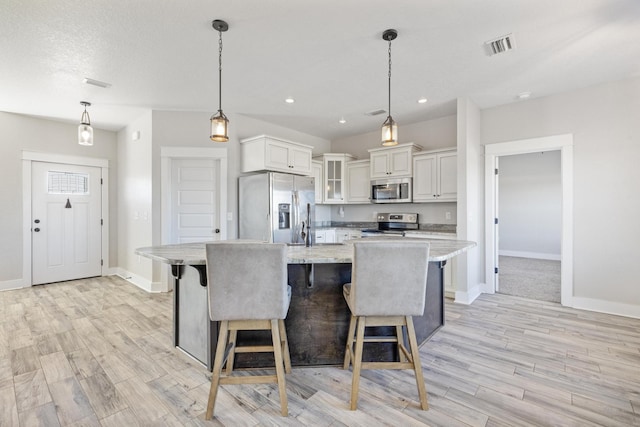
[204,242,292,420]
[343,240,431,410]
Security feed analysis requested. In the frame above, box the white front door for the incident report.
[32,162,102,285]
[170,158,220,243]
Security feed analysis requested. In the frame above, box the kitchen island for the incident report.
[136,239,475,370]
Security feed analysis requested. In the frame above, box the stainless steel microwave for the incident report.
[371,178,412,203]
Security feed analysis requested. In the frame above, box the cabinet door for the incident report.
[346,161,370,203]
[437,152,457,201]
[311,160,323,204]
[336,230,350,243]
[412,155,437,201]
[370,152,390,178]
[389,148,412,176]
[290,145,312,175]
[324,229,336,243]
[264,139,291,171]
[315,229,326,243]
[324,158,345,203]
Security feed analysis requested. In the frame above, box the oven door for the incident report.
[371,178,412,203]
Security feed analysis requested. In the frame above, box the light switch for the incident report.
[227,212,233,221]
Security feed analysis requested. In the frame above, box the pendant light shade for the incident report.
[210,19,229,142]
[381,29,398,146]
[78,101,93,146]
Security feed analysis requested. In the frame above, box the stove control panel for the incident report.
[377,213,418,224]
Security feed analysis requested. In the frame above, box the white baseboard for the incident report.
[454,283,482,305]
[113,268,168,293]
[570,296,640,319]
[499,250,561,261]
[0,278,28,291]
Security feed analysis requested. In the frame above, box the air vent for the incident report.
[485,34,515,56]
[365,109,386,116]
[83,78,112,88]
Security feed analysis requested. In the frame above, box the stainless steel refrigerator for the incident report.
[239,172,315,245]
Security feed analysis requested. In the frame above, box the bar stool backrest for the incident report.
[205,242,289,321]
[350,241,430,317]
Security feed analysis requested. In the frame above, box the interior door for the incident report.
[32,162,102,285]
[493,157,500,292]
[170,158,220,243]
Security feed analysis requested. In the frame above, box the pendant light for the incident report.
[78,101,93,146]
[381,29,398,146]
[210,19,229,142]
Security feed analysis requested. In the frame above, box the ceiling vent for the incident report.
[485,34,515,56]
[365,109,387,116]
[83,78,112,88]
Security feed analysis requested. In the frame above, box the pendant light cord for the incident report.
[388,38,392,116]
[218,30,223,112]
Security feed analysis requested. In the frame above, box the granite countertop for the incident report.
[136,238,476,266]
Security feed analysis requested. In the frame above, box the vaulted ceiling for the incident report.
[1,0,639,140]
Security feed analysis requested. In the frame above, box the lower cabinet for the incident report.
[315,229,336,243]
[403,232,457,298]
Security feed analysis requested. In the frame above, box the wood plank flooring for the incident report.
[1,276,639,426]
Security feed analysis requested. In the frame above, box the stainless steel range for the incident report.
[361,213,419,237]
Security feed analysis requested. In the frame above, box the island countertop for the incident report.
[135,237,476,265]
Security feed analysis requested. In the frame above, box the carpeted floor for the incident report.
[498,256,561,302]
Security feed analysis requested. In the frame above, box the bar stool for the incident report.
[204,242,292,419]
[343,240,431,410]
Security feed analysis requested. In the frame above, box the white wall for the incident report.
[117,112,154,285]
[0,112,118,286]
[498,151,562,259]
[481,76,640,307]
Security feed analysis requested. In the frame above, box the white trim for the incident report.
[484,134,574,307]
[571,297,640,320]
[498,250,561,261]
[454,283,482,305]
[113,269,165,293]
[0,278,28,291]
[21,151,110,287]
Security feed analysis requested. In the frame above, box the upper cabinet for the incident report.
[346,160,370,204]
[314,153,355,204]
[368,143,422,179]
[311,160,323,204]
[413,149,457,202]
[241,135,313,176]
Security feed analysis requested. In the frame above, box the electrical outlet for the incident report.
[445,211,452,220]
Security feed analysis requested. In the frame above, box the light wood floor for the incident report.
[1,276,639,426]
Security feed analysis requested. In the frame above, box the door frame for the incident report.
[160,146,228,245]
[484,134,573,306]
[22,151,110,286]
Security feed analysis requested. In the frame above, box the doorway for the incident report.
[22,152,110,287]
[484,134,573,306]
[496,151,561,302]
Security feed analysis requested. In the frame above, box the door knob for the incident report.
[34,219,40,223]
[34,228,40,232]
[215,229,220,233]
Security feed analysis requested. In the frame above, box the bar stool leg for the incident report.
[406,316,429,410]
[396,325,407,363]
[349,316,366,410]
[271,319,288,416]
[225,328,238,374]
[278,319,292,374]
[206,320,230,420]
[343,313,357,370]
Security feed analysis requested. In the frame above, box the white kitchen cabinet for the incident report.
[311,160,323,204]
[314,154,355,204]
[368,143,422,179]
[413,149,457,202]
[336,229,361,243]
[346,160,370,204]
[241,135,313,175]
[315,229,336,243]
[403,232,457,298]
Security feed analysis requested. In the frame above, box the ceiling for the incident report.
[1,0,639,141]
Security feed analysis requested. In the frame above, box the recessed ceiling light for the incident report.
[339,117,346,124]
[417,98,428,104]
[517,91,532,100]
[285,97,295,104]
[83,77,112,88]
